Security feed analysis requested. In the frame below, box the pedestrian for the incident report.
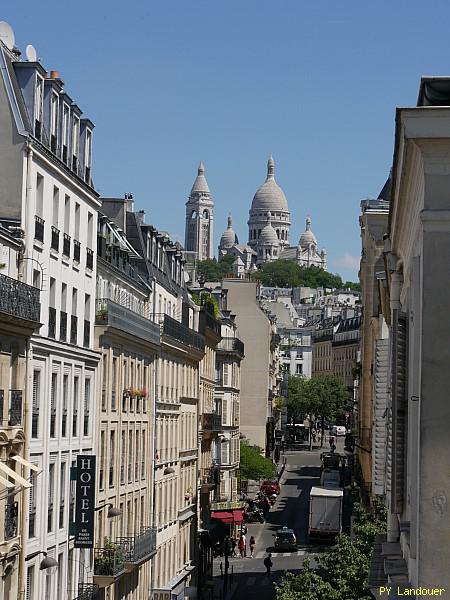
[320,431,324,448]
[328,435,335,449]
[263,553,273,576]
[250,535,256,558]
[238,535,246,558]
[231,537,237,557]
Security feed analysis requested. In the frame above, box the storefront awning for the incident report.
[211,509,244,524]
[11,455,41,472]
[0,461,31,488]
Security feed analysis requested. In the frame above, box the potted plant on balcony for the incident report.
[94,538,126,577]
[136,388,148,399]
[184,486,193,502]
[96,305,108,322]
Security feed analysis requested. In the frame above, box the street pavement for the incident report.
[213,437,346,600]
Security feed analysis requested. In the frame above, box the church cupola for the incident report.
[185,161,214,260]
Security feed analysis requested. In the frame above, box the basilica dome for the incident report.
[299,217,317,247]
[219,215,238,249]
[251,156,289,212]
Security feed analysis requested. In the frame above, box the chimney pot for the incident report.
[50,70,59,79]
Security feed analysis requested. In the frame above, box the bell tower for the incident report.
[185,161,214,260]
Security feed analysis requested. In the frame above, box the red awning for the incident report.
[211,509,244,524]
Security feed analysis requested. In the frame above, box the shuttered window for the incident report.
[83,378,90,436]
[32,371,40,438]
[50,373,57,438]
[391,312,408,514]
[26,565,34,600]
[223,363,230,387]
[222,398,228,427]
[372,338,389,495]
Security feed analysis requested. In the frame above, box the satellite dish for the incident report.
[0,21,15,50]
[26,44,37,62]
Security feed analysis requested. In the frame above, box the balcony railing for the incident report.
[162,314,204,352]
[34,215,44,242]
[63,233,71,257]
[74,584,101,600]
[73,239,81,262]
[217,337,245,356]
[86,247,94,270]
[48,307,56,339]
[4,501,18,539]
[200,466,219,488]
[201,412,222,431]
[116,527,157,566]
[51,226,60,251]
[0,272,40,324]
[199,308,221,337]
[94,546,126,578]
[96,299,160,347]
[60,311,67,342]
[0,390,23,427]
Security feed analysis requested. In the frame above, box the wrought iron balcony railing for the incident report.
[63,233,71,257]
[199,308,221,337]
[51,226,60,251]
[116,526,157,566]
[34,215,44,242]
[4,501,18,540]
[74,584,101,600]
[217,337,245,356]
[73,239,81,262]
[96,299,160,347]
[86,247,94,270]
[0,389,23,427]
[0,273,40,324]
[201,412,222,431]
[162,314,204,352]
[94,546,126,578]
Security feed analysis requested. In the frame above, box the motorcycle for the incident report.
[244,508,265,523]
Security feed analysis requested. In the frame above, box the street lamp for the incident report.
[25,551,58,571]
[94,502,122,518]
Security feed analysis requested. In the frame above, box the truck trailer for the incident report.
[308,486,343,539]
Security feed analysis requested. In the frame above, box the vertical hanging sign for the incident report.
[74,455,96,548]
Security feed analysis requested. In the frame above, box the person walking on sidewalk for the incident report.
[249,535,256,558]
[238,534,246,558]
[264,553,273,576]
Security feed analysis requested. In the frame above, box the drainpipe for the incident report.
[18,142,34,600]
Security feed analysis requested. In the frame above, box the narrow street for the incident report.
[213,439,345,600]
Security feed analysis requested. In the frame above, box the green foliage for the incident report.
[197,255,234,281]
[252,261,343,289]
[239,441,276,481]
[276,501,387,600]
[343,281,361,292]
[287,374,347,425]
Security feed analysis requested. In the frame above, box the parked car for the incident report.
[260,480,280,495]
[331,425,346,436]
[320,468,342,488]
[273,526,297,551]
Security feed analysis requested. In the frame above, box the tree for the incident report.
[252,261,344,289]
[287,375,347,427]
[197,255,234,281]
[343,281,361,292]
[239,441,276,481]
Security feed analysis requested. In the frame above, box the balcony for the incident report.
[74,584,101,600]
[162,314,204,352]
[93,546,126,587]
[116,527,157,570]
[4,501,18,540]
[96,299,160,347]
[200,466,219,491]
[199,308,221,339]
[34,215,44,242]
[217,337,244,357]
[201,412,222,432]
[0,273,40,326]
[63,233,71,257]
[51,226,60,251]
[86,247,94,270]
[0,389,22,427]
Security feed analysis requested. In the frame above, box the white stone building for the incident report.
[0,30,101,599]
[185,162,214,261]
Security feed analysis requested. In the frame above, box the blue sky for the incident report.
[3,1,450,281]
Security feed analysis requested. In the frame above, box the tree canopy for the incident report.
[239,441,276,481]
[252,261,346,289]
[197,255,234,281]
[287,374,348,426]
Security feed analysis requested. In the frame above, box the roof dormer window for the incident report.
[72,116,80,173]
[34,76,44,140]
[84,129,92,184]
[62,104,70,164]
[50,92,59,153]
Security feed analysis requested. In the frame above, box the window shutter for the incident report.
[223,363,230,387]
[220,479,226,498]
[50,374,57,413]
[221,441,228,465]
[32,372,39,409]
[372,338,389,495]
[391,312,408,514]
[26,565,34,600]
[222,398,228,426]
[84,379,90,415]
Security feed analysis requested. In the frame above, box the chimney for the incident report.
[136,210,145,225]
[50,70,59,79]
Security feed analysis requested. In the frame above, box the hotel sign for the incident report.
[74,455,96,548]
[210,500,246,511]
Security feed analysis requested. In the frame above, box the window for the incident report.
[36,173,44,217]
[112,357,117,411]
[59,463,66,528]
[32,371,40,438]
[128,431,133,483]
[28,469,37,538]
[50,373,57,438]
[62,104,70,162]
[109,431,115,487]
[141,432,146,479]
[72,376,79,436]
[120,430,125,484]
[62,374,68,437]
[72,117,80,162]
[48,463,55,532]
[64,195,70,234]
[83,378,90,436]
[74,203,80,241]
[296,364,303,375]
[26,565,35,600]
[50,93,58,150]
[35,76,44,134]
[85,129,92,168]
[99,431,105,490]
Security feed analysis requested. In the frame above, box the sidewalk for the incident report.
[211,554,239,600]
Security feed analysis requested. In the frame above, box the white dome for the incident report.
[259,212,280,246]
[251,156,289,212]
[299,217,317,247]
[219,215,238,249]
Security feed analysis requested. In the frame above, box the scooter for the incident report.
[244,508,265,523]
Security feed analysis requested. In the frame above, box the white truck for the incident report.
[308,486,343,539]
